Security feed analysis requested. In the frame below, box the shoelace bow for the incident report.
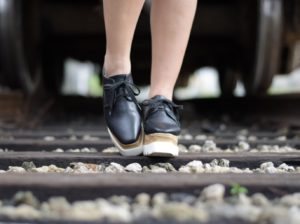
[104,80,140,112]
[145,98,183,121]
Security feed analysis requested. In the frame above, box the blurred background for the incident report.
[0,0,300,104]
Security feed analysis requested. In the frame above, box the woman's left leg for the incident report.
[142,0,197,157]
[149,0,197,100]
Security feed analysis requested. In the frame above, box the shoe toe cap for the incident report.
[108,114,142,144]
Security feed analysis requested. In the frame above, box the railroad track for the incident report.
[0,99,300,223]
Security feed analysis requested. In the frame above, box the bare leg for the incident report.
[149,0,197,100]
[103,0,145,76]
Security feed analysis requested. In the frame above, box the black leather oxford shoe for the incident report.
[141,95,182,157]
[103,71,143,156]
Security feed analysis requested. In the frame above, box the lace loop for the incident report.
[104,80,140,112]
[143,98,183,121]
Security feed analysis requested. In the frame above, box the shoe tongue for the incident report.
[109,74,128,82]
[151,95,169,101]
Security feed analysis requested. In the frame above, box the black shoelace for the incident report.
[104,80,140,113]
[143,98,183,122]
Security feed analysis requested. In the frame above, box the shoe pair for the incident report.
[103,72,182,157]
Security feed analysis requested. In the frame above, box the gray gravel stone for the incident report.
[251,193,270,207]
[278,163,295,172]
[188,144,202,152]
[135,193,151,206]
[21,162,36,171]
[13,192,40,208]
[219,159,230,167]
[148,165,167,173]
[105,162,125,173]
[2,185,300,223]
[200,184,225,202]
[238,141,250,151]
[202,140,217,152]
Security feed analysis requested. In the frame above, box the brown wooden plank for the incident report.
[0,139,300,151]
[0,173,299,201]
[0,129,290,139]
[0,130,109,139]
[0,152,300,169]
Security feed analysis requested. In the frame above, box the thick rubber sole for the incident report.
[107,128,143,156]
[143,141,179,157]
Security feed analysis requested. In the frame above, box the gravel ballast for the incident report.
[1,160,299,174]
[0,185,300,223]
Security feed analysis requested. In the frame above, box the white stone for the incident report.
[8,166,26,173]
[186,160,203,168]
[81,147,93,152]
[278,163,295,172]
[152,192,167,206]
[188,145,202,152]
[183,134,193,140]
[280,193,300,206]
[178,166,191,173]
[229,167,243,173]
[102,147,119,153]
[200,184,225,202]
[153,202,208,222]
[135,193,150,206]
[210,159,219,167]
[204,164,211,169]
[82,135,99,141]
[149,165,167,173]
[277,136,287,141]
[44,136,55,141]
[48,165,65,173]
[178,144,188,153]
[125,163,142,173]
[237,135,247,141]
[202,140,217,151]
[219,159,230,167]
[215,204,261,222]
[0,205,41,219]
[13,191,40,208]
[64,167,74,173]
[155,163,176,172]
[265,166,278,174]
[238,141,250,151]
[105,162,125,173]
[67,149,81,153]
[260,162,275,170]
[195,135,207,141]
[238,194,251,205]
[248,136,257,141]
[69,201,103,220]
[32,166,49,173]
[251,193,270,206]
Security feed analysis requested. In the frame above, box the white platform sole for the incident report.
[143,141,179,157]
[107,128,143,156]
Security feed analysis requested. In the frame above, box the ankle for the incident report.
[149,91,173,101]
[103,55,131,76]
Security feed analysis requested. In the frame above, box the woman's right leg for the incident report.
[102,0,145,156]
[103,0,145,76]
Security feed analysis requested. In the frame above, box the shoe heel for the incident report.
[107,128,144,156]
[143,133,179,157]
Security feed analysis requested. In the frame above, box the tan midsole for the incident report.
[144,133,178,145]
[109,129,143,150]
